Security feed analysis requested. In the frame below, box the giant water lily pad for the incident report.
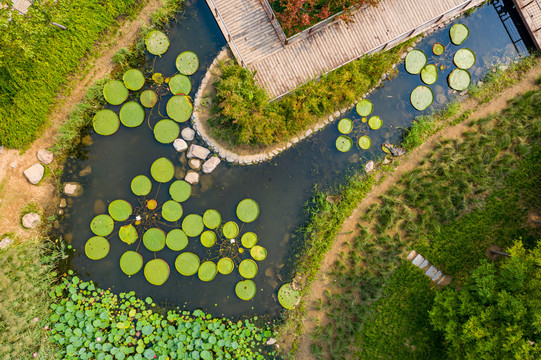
[238,259,258,279]
[150,157,174,183]
[182,214,204,237]
[123,69,145,91]
[161,200,183,222]
[203,209,221,229]
[198,261,217,282]
[166,95,192,123]
[241,232,258,248]
[420,64,438,85]
[145,30,170,56]
[154,119,180,144]
[169,74,192,95]
[119,224,138,245]
[368,116,382,130]
[448,69,471,91]
[103,80,129,105]
[200,230,217,247]
[236,198,260,223]
[120,251,143,275]
[169,180,191,202]
[85,236,110,260]
[250,245,267,261]
[93,109,120,136]
[337,118,353,134]
[108,199,132,221]
[217,258,234,275]
[90,214,114,236]
[222,221,239,239]
[235,280,256,301]
[405,50,427,75]
[119,101,145,128]
[176,51,199,75]
[453,48,476,70]
[131,175,152,196]
[166,229,188,251]
[336,135,353,152]
[355,99,373,117]
[432,42,445,56]
[175,252,200,276]
[278,283,301,309]
[143,228,166,252]
[144,259,170,286]
[410,85,434,111]
[358,135,372,150]
[140,90,158,108]
[450,23,469,45]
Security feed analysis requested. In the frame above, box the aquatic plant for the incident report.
[145,30,170,56]
[449,23,469,45]
[335,98,382,152]
[405,49,427,75]
[410,85,434,111]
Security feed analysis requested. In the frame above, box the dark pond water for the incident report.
[62,0,533,318]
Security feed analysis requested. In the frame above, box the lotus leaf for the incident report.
[182,214,204,237]
[235,280,256,301]
[368,116,382,130]
[103,80,129,105]
[355,99,373,117]
[217,258,234,275]
[200,230,217,247]
[335,135,353,152]
[123,69,145,91]
[119,224,138,245]
[450,23,469,45]
[241,232,258,248]
[140,90,158,108]
[145,30,170,56]
[93,109,120,136]
[85,236,110,260]
[119,101,145,128]
[169,74,192,95]
[337,118,353,134]
[176,51,199,75]
[448,69,471,91]
[150,157,174,183]
[358,135,372,150]
[222,221,239,239]
[90,214,114,236]
[175,252,200,276]
[410,85,434,111]
[166,95,192,123]
[131,175,152,196]
[161,200,182,222]
[108,199,132,221]
[236,198,260,223]
[420,64,438,85]
[120,251,143,275]
[166,229,188,251]
[154,119,180,144]
[405,49,427,75]
[198,261,217,282]
[238,259,258,279]
[144,259,170,286]
[278,283,301,309]
[203,209,221,229]
[453,48,476,70]
[143,228,166,252]
[169,180,191,203]
[432,42,445,56]
[250,245,267,261]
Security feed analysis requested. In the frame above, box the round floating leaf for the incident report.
[337,118,353,134]
[85,236,110,260]
[143,228,166,252]
[368,116,382,130]
[140,90,158,108]
[355,99,373,117]
[453,48,476,70]
[108,199,132,221]
[93,109,120,136]
[410,85,434,111]
[203,209,221,229]
[90,214,114,236]
[120,251,143,275]
[198,261,217,282]
[432,42,445,56]
[131,175,152,196]
[147,199,157,210]
[144,259,170,286]
[238,259,258,279]
[103,80,129,106]
[222,221,239,239]
[150,157,174,183]
[176,51,199,75]
[119,101,145,128]
[145,30,170,56]
[200,230,217,247]
[162,200,183,222]
[278,283,301,309]
[420,64,438,85]
[166,95,193,123]
[119,224,138,245]
[154,119,180,144]
[361,117,368,123]
[250,245,267,261]
[235,280,256,301]
[123,69,145,91]
[335,135,353,152]
[182,214,204,237]
[169,180,191,202]
[217,258,234,275]
[405,49,427,75]
[358,135,372,150]
[450,23,469,45]
[236,198,260,223]
[241,232,258,248]
[175,252,200,276]
[169,74,192,95]
[166,229,188,251]
[448,69,471,91]
[152,73,164,84]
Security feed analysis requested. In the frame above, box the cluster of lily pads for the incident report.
[334,98,381,152]
[406,23,475,111]
[93,29,200,146]
[47,275,274,359]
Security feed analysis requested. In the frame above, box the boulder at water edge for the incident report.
[22,213,41,229]
[173,138,188,152]
[185,170,200,185]
[37,149,54,164]
[188,159,201,170]
[0,237,13,249]
[187,145,210,160]
[202,157,221,174]
[181,127,195,141]
[23,163,44,185]
[364,160,375,173]
[63,182,83,197]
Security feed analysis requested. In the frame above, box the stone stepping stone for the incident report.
[22,213,41,229]
[173,138,188,152]
[37,149,53,164]
[24,163,44,185]
[187,145,210,160]
[202,157,220,174]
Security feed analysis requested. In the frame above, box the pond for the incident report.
[61,0,533,318]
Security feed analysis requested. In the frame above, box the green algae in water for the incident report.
[144,259,170,286]
[119,251,143,276]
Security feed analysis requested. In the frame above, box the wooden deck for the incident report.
[206,0,484,98]
[512,0,541,51]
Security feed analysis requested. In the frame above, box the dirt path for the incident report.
[0,0,164,239]
[291,59,541,359]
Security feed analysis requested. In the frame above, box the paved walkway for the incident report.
[205,0,483,98]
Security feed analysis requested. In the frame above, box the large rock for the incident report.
[23,163,44,185]
[188,159,201,170]
[22,213,41,229]
[173,138,188,152]
[383,143,407,157]
[184,170,200,185]
[187,145,210,160]
[63,182,83,197]
[181,127,195,141]
[364,160,375,173]
[202,157,221,174]
[0,237,13,249]
[37,149,54,164]
[79,165,91,177]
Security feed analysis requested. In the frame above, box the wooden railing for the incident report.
[259,0,287,44]
[206,0,246,66]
